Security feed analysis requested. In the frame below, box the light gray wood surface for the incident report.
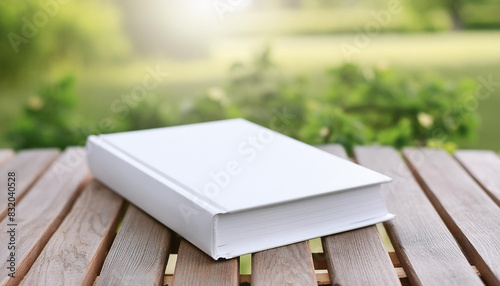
[0,150,14,167]
[355,146,482,285]
[171,240,239,286]
[1,146,497,285]
[97,205,172,286]
[0,149,59,220]
[404,148,500,285]
[455,150,500,206]
[20,181,123,286]
[319,145,400,286]
[0,148,90,286]
[252,241,317,286]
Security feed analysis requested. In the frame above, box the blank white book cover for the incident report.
[87,118,394,258]
[95,118,391,212]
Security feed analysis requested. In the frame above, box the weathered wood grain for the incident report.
[97,205,172,286]
[355,146,482,286]
[252,241,317,286]
[0,150,14,167]
[171,240,238,286]
[165,266,479,285]
[0,149,59,220]
[0,148,90,286]
[323,226,401,286]
[168,272,331,286]
[455,150,500,206]
[20,181,123,286]
[404,148,500,285]
[318,144,400,286]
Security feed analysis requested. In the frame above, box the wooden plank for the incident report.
[20,181,123,286]
[455,150,500,206]
[0,150,14,167]
[403,148,500,285]
[171,240,238,286]
[355,146,482,286]
[317,144,347,158]
[0,147,90,286]
[318,145,400,286]
[97,205,172,286]
[0,149,60,220]
[322,226,401,286]
[168,272,329,286]
[165,265,479,285]
[252,241,317,286]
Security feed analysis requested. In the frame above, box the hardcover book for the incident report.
[86,118,394,259]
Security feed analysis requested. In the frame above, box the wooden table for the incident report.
[0,145,499,286]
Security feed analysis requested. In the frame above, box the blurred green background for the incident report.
[1,0,499,153]
[1,0,499,275]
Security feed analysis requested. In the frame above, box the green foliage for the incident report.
[302,63,477,153]
[180,51,476,153]
[124,95,173,131]
[462,3,500,29]
[5,50,479,153]
[0,0,129,85]
[116,90,229,132]
[409,0,500,30]
[224,47,308,139]
[180,89,230,124]
[125,46,309,139]
[6,76,85,149]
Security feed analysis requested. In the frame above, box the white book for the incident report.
[86,118,394,259]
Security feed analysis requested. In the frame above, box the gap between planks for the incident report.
[0,148,92,286]
[355,146,484,286]
[318,145,400,286]
[96,204,172,286]
[162,267,478,286]
[0,149,60,221]
[20,181,125,286]
[403,148,500,285]
[159,262,481,286]
[89,144,488,286]
[455,150,500,206]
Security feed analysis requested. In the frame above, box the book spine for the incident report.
[86,136,218,258]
